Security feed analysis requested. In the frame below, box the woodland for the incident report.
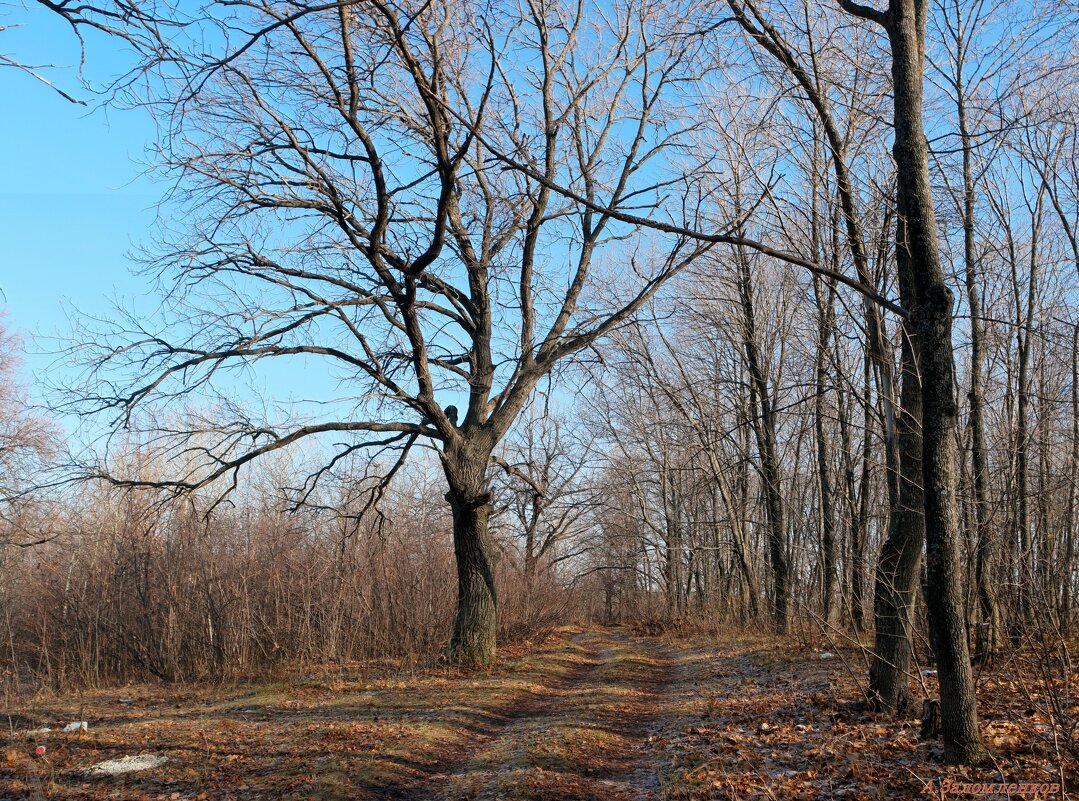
[1,0,1078,796]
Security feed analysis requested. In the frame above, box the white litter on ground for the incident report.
[63,721,89,732]
[87,754,168,776]
[817,652,836,659]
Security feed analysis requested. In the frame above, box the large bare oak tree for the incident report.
[67,0,726,665]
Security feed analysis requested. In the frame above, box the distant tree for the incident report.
[0,321,57,541]
[493,407,592,584]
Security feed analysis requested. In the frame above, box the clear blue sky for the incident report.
[1,7,156,387]
[1,7,348,418]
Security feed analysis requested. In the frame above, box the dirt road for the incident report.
[5,628,1069,799]
[2,628,710,801]
[419,630,699,801]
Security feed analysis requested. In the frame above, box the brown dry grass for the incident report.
[2,627,1075,801]
[0,628,675,800]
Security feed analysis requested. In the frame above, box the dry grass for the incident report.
[3,627,1075,800]
[0,630,598,800]
[1,628,681,800]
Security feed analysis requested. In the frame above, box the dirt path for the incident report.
[414,629,701,801]
[8,629,1073,800]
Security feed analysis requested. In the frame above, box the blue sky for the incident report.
[1,7,156,387]
[1,6,529,430]
[1,8,351,421]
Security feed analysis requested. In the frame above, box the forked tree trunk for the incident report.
[443,444,498,666]
[867,230,926,714]
[837,0,987,762]
[885,0,987,764]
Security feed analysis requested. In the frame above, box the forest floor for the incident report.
[1,626,1075,800]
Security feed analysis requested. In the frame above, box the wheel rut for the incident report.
[405,628,691,801]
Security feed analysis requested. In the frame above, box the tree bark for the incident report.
[869,290,923,715]
[443,444,498,666]
[883,0,987,763]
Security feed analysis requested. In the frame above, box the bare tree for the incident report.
[838,0,987,765]
[64,0,722,664]
[493,406,592,583]
[0,321,58,542]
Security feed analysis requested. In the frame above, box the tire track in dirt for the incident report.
[373,630,610,800]
[406,628,694,801]
[1,627,711,801]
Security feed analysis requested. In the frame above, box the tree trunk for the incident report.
[813,275,840,628]
[737,245,790,634]
[845,351,873,633]
[1066,325,1079,627]
[954,31,1002,669]
[964,242,999,662]
[869,294,923,714]
[663,468,685,617]
[443,445,498,666]
[885,0,987,764]
[1015,289,1032,629]
[1010,194,1042,630]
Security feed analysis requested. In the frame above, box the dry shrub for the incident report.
[497,563,579,643]
[0,478,574,690]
